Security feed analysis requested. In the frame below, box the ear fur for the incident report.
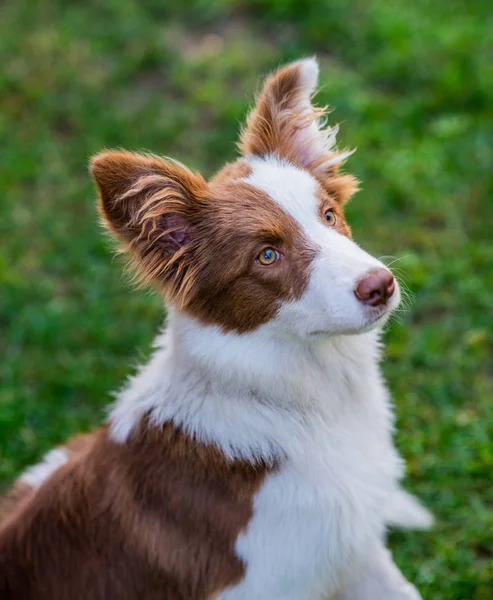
[90,151,209,301]
[238,57,358,203]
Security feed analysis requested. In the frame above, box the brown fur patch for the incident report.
[316,186,353,240]
[316,172,359,207]
[239,63,314,166]
[185,175,318,333]
[0,433,97,528]
[63,432,97,456]
[92,152,317,334]
[91,151,211,302]
[209,159,252,185]
[0,422,271,599]
[238,61,358,205]
[0,482,32,525]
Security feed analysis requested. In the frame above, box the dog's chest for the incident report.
[217,403,400,600]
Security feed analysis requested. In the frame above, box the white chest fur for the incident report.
[218,388,402,600]
[110,315,403,599]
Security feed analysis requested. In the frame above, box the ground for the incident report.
[0,1,492,598]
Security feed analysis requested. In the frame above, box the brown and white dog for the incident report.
[0,58,432,600]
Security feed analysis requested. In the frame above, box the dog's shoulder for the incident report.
[0,421,274,600]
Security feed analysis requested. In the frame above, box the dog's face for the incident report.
[91,58,400,338]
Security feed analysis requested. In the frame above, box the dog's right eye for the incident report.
[257,248,280,266]
[323,209,337,226]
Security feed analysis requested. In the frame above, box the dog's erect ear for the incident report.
[238,58,357,203]
[90,151,209,301]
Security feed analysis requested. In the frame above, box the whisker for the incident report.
[378,255,398,261]
[379,255,411,268]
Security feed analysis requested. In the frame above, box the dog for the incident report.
[0,57,432,599]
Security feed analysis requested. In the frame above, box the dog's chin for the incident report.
[353,310,391,334]
[351,298,401,334]
[308,305,396,339]
[352,289,401,335]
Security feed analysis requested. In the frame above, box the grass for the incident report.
[1,0,492,597]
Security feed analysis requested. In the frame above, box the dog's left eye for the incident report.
[257,248,280,266]
[324,209,337,226]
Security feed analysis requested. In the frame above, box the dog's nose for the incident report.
[354,268,395,307]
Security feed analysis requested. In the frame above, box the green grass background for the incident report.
[1,0,492,597]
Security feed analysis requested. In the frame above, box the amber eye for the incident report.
[257,247,280,266]
[324,209,337,225]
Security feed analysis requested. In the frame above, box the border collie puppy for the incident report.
[0,58,432,600]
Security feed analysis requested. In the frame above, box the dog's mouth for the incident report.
[309,313,386,337]
[308,294,399,338]
[359,292,401,330]
[362,309,391,328]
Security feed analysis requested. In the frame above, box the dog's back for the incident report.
[0,423,272,599]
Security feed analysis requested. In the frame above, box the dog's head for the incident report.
[91,58,400,338]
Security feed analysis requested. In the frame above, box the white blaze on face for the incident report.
[245,156,400,336]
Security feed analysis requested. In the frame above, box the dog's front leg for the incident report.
[332,544,422,600]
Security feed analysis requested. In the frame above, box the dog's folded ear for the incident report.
[90,151,209,301]
[239,58,357,203]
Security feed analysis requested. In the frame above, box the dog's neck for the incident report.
[109,308,388,463]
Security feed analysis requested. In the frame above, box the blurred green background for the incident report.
[1,0,492,597]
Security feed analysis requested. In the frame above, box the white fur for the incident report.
[110,313,420,599]
[109,312,411,599]
[333,545,422,600]
[384,488,434,531]
[20,448,68,489]
[110,314,393,463]
[298,57,320,92]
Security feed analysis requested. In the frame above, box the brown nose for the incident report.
[354,268,395,307]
